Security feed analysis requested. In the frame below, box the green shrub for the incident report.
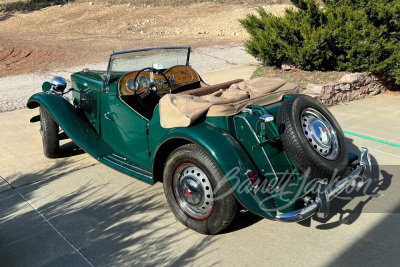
[240,0,400,83]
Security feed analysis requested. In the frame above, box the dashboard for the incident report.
[119,65,200,96]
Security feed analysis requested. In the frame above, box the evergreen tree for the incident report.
[240,0,400,83]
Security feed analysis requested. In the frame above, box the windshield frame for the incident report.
[105,46,191,85]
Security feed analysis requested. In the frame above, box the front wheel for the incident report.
[163,144,237,234]
[40,105,59,158]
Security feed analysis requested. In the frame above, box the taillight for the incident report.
[246,170,259,187]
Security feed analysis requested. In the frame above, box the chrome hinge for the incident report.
[104,112,113,121]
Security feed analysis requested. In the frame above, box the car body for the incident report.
[27,46,371,234]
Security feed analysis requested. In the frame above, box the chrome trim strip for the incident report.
[111,153,127,161]
[275,147,371,223]
[105,155,152,175]
[103,157,152,179]
[106,154,152,175]
[111,46,190,56]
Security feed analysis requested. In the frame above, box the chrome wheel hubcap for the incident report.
[301,108,339,160]
[173,164,214,219]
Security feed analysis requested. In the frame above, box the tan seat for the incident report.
[159,77,299,128]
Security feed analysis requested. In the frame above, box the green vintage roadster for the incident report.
[27,46,371,234]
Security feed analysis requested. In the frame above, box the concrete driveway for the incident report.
[1,67,399,266]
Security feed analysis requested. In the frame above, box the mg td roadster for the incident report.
[27,46,371,234]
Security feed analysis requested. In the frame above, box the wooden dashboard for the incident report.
[119,65,200,96]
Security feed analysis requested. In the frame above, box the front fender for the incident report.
[27,92,113,158]
[151,121,277,219]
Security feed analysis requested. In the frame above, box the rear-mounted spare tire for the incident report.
[276,94,348,179]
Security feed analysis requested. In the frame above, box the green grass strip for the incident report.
[343,131,400,148]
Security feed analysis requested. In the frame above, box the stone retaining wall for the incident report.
[305,73,393,105]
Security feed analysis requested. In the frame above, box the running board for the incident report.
[100,153,153,184]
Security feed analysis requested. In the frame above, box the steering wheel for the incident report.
[130,67,172,111]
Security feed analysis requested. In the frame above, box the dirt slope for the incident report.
[0,2,290,77]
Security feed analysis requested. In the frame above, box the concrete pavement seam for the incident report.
[0,173,14,192]
[368,148,400,159]
[0,174,95,267]
[373,137,400,150]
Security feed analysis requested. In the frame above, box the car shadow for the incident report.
[1,167,221,266]
[220,208,263,234]
[57,141,86,158]
[40,135,391,234]
[224,136,392,232]
[299,137,393,229]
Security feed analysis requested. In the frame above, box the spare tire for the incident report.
[276,95,348,179]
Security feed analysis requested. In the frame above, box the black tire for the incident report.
[276,94,348,179]
[40,105,59,158]
[163,144,237,235]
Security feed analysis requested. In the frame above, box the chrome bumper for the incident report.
[275,147,371,223]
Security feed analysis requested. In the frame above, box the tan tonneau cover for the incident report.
[159,77,299,128]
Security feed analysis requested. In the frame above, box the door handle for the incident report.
[104,112,114,121]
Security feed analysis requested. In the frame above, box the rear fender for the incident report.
[27,92,113,158]
[152,122,277,219]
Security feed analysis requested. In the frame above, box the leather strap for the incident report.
[178,79,244,96]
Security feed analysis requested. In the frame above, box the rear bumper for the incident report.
[275,147,371,223]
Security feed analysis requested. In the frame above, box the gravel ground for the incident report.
[0,2,290,77]
[0,45,259,112]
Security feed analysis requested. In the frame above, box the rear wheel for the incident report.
[163,144,237,234]
[276,95,348,178]
[40,106,59,158]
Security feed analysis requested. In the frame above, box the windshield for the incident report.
[108,47,190,75]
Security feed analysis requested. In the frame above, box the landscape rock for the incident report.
[305,72,392,106]
[359,86,369,94]
[341,93,349,102]
[348,90,360,101]
[338,73,364,84]
[306,84,325,95]
[338,83,351,91]
[281,62,296,71]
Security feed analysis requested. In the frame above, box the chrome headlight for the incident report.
[50,76,67,93]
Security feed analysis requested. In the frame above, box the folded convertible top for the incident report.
[159,77,299,128]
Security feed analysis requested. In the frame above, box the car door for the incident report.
[100,85,150,169]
